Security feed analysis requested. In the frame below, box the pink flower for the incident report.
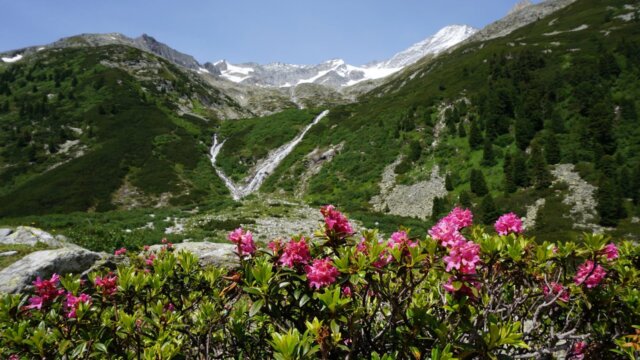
[9,355,19,360]
[65,292,91,318]
[143,245,150,251]
[388,231,418,250]
[542,282,569,302]
[305,258,340,290]
[429,219,466,247]
[94,273,118,297]
[494,213,523,236]
[443,240,481,274]
[574,260,607,288]
[320,205,354,237]
[114,247,127,256]
[268,239,283,254]
[570,341,587,360]
[355,239,368,254]
[342,286,352,297]
[602,243,618,261]
[161,238,168,244]
[23,273,64,311]
[279,237,311,267]
[228,228,256,256]
[444,207,473,229]
[145,254,156,266]
[24,295,44,310]
[164,303,176,312]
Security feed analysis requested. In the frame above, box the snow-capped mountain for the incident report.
[213,24,477,89]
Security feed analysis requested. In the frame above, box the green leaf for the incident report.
[249,299,264,317]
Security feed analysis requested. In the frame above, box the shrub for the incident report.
[1,206,639,359]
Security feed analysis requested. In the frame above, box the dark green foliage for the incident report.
[544,131,561,165]
[468,120,483,150]
[481,138,496,166]
[470,169,489,196]
[596,174,626,226]
[445,173,454,191]
[408,140,422,162]
[480,194,499,224]
[503,152,517,194]
[458,191,472,208]
[431,196,447,221]
[632,163,640,205]
[529,142,552,190]
[457,122,466,137]
[513,150,530,188]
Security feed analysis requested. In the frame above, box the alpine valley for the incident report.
[0,0,639,256]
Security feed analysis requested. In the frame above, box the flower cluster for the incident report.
[574,260,607,288]
[305,258,340,289]
[279,237,311,267]
[114,247,127,256]
[494,213,523,236]
[321,205,354,237]
[23,273,65,310]
[64,292,91,319]
[602,243,619,261]
[429,207,471,247]
[228,228,257,256]
[443,240,481,274]
[94,273,118,297]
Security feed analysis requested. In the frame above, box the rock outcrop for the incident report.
[0,247,102,294]
[148,242,238,268]
[0,226,65,247]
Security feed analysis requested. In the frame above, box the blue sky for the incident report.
[1,1,536,65]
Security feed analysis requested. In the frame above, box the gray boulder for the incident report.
[0,247,102,294]
[148,242,238,268]
[0,226,64,247]
[0,228,12,238]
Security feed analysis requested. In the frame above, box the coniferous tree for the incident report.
[503,152,517,194]
[445,173,454,191]
[515,116,534,150]
[459,191,472,208]
[530,142,552,190]
[620,98,637,123]
[468,120,483,150]
[481,139,496,166]
[480,194,499,224]
[431,197,446,221]
[596,175,626,226]
[544,131,561,165]
[457,122,466,137]
[513,150,530,188]
[470,169,489,196]
[631,162,640,205]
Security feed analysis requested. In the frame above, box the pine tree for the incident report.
[513,150,530,188]
[596,175,626,226]
[515,116,534,150]
[468,120,483,150]
[503,152,517,194]
[445,173,454,191]
[431,197,446,221]
[530,142,552,190]
[408,141,422,162]
[470,169,489,196]
[480,194,499,224]
[459,191,472,208]
[457,122,467,137]
[481,139,496,166]
[631,162,640,205]
[544,131,561,165]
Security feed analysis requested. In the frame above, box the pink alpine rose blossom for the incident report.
[443,240,481,274]
[342,286,352,297]
[444,207,473,229]
[443,276,481,297]
[268,239,283,254]
[542,282,570,302]
[574,260,607,288]
[228,228,257,256]
[114,247,127,256]
[320,205,354,237]
[494,213,523,235]
[429,219,466,247]
[145,254,156,266]
[94,273,118,297]
[570,341,587,360]
[65,292,91,319]
[279,237,311,267]
[602,243,619,261]
[305,258,340,289]
[23,273,64,311]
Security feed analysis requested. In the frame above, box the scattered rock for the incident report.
[523,198,546,231]
[0,251,18,257]
[0,228,12,238]
[148,242,238,268]
[0,226,64,247]
[0,247,102,294]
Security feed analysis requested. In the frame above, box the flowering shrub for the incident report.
[1,206,639,359]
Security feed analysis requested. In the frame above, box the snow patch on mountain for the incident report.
[1,54,23,63]
[212,24,476,89]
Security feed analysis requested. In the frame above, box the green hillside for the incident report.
[263,0,640,240]
[0,45,239,217]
